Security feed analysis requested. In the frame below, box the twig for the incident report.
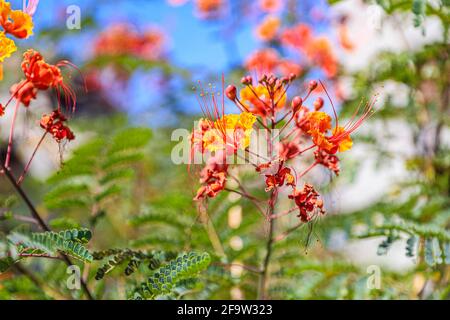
[17,132,48,185]
[1,163,94,300]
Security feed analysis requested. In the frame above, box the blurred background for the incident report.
[0,0,448,299]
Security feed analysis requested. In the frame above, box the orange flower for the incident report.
[10,80,37,107]
[281,23,312,50]
[240,83,286,116]
[289,183,325,222]
[93,24,165,61]
[256,15,280,42]
[314,149,340,175]
[326,126,353,153]
[309,93,376,154]
[21,50,62,90]
[299,111,332,134]
[40,110,75,142]
[245,48,280,76]
[195,0,224,18]
[0,0,34,39]
[259,0,283,13]
[265,166,295,192]
[94,24,142,57]
[281,24,338,77]
[19,50,80,111]
[194,151,228,201]
[305,37,338,78]
[278,59,302,77]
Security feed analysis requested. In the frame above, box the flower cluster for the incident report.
[0,1,79,184]
[245,48,302,79]
[281,23,338,78]
[191,73,375,226]
[40,110,75,142]
[93,23,166,61]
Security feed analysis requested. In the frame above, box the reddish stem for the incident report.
[17,132,48,185]
[4,100,21,169]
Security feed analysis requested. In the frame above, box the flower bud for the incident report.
[308,80,318,91]
[241,76,253,85]
[313,97,324,110]
[225,85,237,101]
[291,96,303,113]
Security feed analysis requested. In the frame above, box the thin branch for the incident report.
[0,163,94,300]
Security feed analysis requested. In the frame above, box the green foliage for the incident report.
[1,228,93,273]
[93,248,176,280]
[44,127,152,220]
[132,251,211,300]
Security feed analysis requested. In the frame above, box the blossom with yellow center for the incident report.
[203,112,256,152]
[305,111,332,134]
[240,84,286,116]
[330,126,353,152]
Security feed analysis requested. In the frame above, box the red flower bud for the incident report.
[241,76,253,85]
[308,80,318,91]
[291,96,303,113]
[313,97,324,110]
[225,85,237,101]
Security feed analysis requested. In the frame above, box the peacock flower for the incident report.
[314,149,340,175]
[40,110,75,142]
[10,79,37,106]
[289,183,325,222]
[245,48,280,76]
[201,112,256,153]
[298,111,332,134]
[309,90,376,154]
[20,49,80,111]
[194,150,228,201]
[240,83,287,117]
[0,0,34,39]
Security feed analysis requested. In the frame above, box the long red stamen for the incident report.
[319,80,338,130]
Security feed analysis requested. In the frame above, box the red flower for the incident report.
[278,141,301,161]
[21,50,62,90]
[0,103,4,116]
[21,49,79,111]
[40,110,75,142]
[10,80,37,107]
[194,151,228,201]
[288,183,325,222]
[314,149,340,175]
[265,165,295,192]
